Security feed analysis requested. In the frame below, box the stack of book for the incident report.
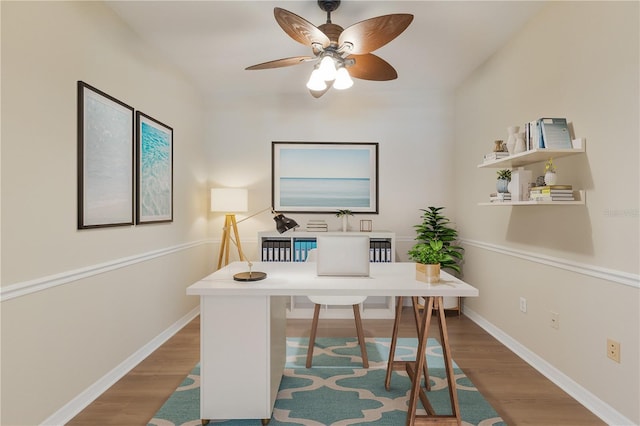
[489,192,512,202]
[306,219,328,232]
[529,185,574,201]
[483,152,510,162]
[525,117,572,150]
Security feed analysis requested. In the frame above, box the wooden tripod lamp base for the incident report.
[217,214,245,269]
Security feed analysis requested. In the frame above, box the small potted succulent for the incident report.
[408,240,453,283]
[496,169,511,193]
[336,209,353,232]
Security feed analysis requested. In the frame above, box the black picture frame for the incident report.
[272,141,379,214]
[77,81,135,229]
[136,111,173,224]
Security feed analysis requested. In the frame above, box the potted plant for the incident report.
[408,240,453,283]
[336,209,353,232]
[496,169,511,193]
[413,207,463,275]
[544,158,557,185]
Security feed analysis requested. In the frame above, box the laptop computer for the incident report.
[316,235,370,277]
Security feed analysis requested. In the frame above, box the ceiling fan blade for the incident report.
[245,56,314,70]
[274,7,330,48]
[347,54,398,81]
[339,14,413,55]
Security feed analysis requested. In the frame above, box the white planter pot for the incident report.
[544,171,557,185]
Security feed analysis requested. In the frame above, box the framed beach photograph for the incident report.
[272,142,379,214]
[77,81,135,229]
[136,111,173,224]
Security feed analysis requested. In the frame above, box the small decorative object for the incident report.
[513,132,526,154]
[536,175,546,187]
[544,158,557,185]
[493,140,504,152]
[505,126,519,155]
[510,167,533,201]
[360,219,372,232]
[496,169,511,193]
[336,209,353,232]
[408,240,454,284]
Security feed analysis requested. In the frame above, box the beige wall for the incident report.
[204,90,459,261]
[1,2,210,424]
[454,2,639,423]
[2,1,638,424]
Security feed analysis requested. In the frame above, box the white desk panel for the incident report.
[188,262,478,298]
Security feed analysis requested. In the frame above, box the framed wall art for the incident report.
[77,81,134,229]
[136,111,173,224]
[272,142,379,214]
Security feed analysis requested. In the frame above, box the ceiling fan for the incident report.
[245,0,413,98]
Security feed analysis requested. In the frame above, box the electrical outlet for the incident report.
[550,311,559,329]
[607,339,620,363]
[519,297,527,313]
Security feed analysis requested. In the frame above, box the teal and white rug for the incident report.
[149,337,505,426]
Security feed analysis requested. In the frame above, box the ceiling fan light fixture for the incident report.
[246,5,413,98]
[306,68,327,91]
[333,66,353,90]
[318,55,338,81]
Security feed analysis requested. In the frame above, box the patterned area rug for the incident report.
[148,337,505,426]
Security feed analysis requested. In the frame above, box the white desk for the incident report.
[187,261,479,425]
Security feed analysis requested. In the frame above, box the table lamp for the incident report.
[211,188,248,269]
[210,188,300,281]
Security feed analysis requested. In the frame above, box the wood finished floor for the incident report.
[68,309,605,426]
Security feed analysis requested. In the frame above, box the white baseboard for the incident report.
[463,306,636,426]
[42,307,200,426]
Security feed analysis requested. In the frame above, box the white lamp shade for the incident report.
[318,55,337,81]
[333,67,353,90]
[306,69,327,91]
[210,188,248,212]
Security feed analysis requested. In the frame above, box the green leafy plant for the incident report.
[496,169,511,181]
[335,209,353,217]
[408,240,453,265]
[412,207,464,274]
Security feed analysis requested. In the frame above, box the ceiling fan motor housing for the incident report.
[318,0,340,13]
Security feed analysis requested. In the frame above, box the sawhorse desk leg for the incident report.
[406,296,461,425]
[385,296,430,391]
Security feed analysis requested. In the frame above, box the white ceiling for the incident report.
[106,1,544,103]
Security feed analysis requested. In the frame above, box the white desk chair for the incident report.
[304,243,369,369]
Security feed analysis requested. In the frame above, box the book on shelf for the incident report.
[530,183,574,201]
[530,190,573,196]
[306,219,328,232]
[530,195,575,201]
[540,118,572,149]
[483,152,510,161]
[524,118,572,150]
[489,192,512,202]
[530,184,572,191]
[526,119,544,149]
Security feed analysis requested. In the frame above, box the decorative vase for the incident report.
[506,126,519,155]
[496,179,510,193]
[544,171,557,185]
[341,215,348,232]
[514,132,526,154]
[416,263,440,284]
